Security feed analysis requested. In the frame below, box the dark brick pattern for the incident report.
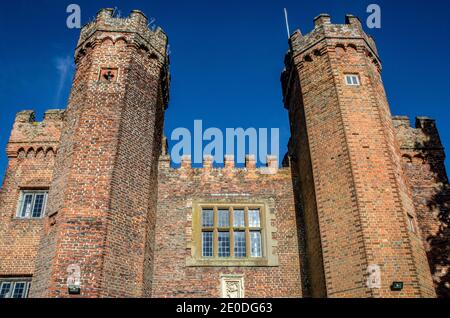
[152,156,304,298]
[0,110,63,277]
[394,117,450,298]
[281,15,438,298]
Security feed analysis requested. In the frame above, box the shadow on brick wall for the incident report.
[416,127,450,298]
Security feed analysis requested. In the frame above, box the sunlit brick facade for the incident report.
[0,9,448,298]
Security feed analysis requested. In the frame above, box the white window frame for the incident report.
[0,279,31,298]
[345,74,361,86]
[16,190,48,219]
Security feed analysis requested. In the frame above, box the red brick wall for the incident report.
[0,110,63,277]
[1,9,446,299]
[29,9,169,298]
[282,14,435,297]
[394,116,450,298]
[152,157,305,298]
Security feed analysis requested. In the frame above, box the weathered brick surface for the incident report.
[152,156,305,298]
[0,10,448,298]
[28,9,169,298]
[0,110,64,277]
[281,14,436,298]
[394,116,450,298]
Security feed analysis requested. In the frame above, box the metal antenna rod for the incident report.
[284,8,291,39]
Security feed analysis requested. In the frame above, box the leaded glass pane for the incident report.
[250,231,262,258]
[20,194,33,218]
[0,283,11,298]
[234,231,246,258]
[218,232,230,257]
[202,232,213,257]
[346,75,352,85]
[233,209,245,227]
[248,209,260,228]
[32,194,45,218]
[12,282,26,298]
[218,210,229,228]
[202,209,214,227]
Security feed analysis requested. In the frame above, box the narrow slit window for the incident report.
[407,214,417,233]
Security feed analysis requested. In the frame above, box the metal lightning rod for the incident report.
[284,8,291,38]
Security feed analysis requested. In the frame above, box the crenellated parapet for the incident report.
[393,116,445,151]
[393,115,448,185]
[289,14,379,61]
[159,154,287,177]
[76,8,168,59]
[281,12,437,297]
[282,14,381,108]
[6,110,65,159]
[393,115,449,297]
[74,8,170,109]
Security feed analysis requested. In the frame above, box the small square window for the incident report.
[345,74,360,86]
[16,190,48,219]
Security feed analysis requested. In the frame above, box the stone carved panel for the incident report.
[221,275,244,298]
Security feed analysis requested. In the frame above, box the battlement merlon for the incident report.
[75,8,170,110]
[75,8,169,61]
[392,115,444,151]
[6,110,65,158]
[281,14,381,109]
[159,154,286,175]
[287,14,379,64]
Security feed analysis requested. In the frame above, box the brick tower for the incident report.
[282,15,436,297]
[29,9,169,297]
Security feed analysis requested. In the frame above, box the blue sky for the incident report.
[0,0,449,183]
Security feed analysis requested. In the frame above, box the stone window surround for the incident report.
[187,199,279,267]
